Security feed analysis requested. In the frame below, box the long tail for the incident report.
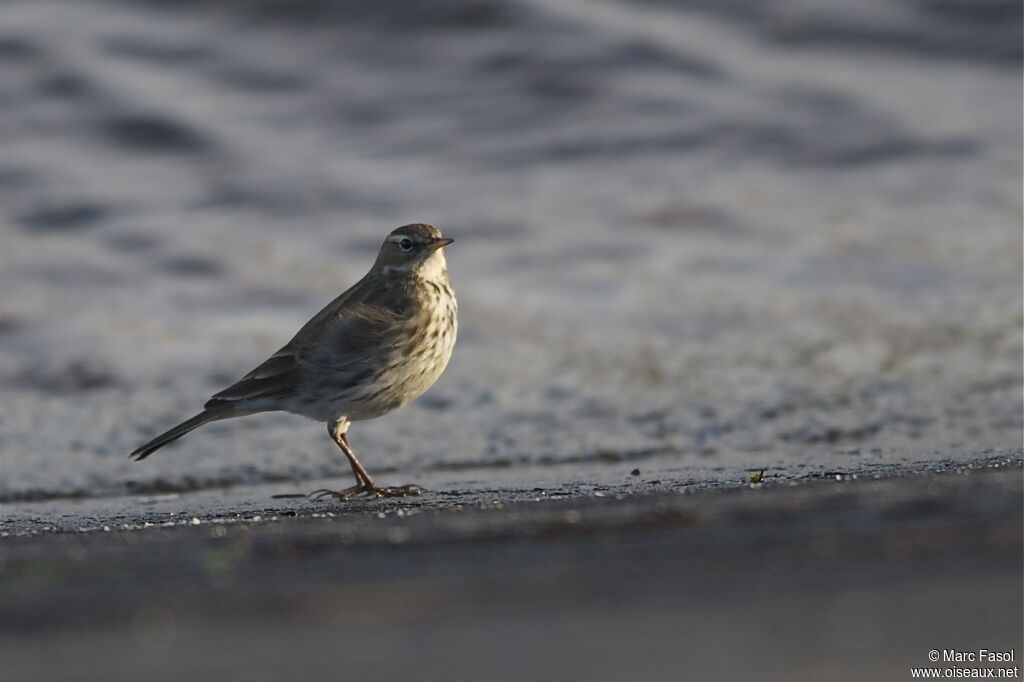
[130,408,233,461]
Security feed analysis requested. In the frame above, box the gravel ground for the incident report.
[1,462,1020,681]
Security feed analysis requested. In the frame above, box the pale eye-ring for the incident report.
[399,238,414,252]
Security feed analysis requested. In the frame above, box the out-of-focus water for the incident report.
[0,0,1020,501]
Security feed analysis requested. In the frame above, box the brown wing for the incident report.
[204,274,405,409]
[204,352,300,407]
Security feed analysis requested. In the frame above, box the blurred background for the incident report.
[0,0,1020,502]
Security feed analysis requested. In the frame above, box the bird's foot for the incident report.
[308,485,366,501]
[308,483,425,501]
[370,484,425,498]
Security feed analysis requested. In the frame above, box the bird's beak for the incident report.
[428,238,454,250]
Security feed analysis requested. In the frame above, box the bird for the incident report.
[131,223,457,500]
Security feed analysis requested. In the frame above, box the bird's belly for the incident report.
[333,310,456,422]
[345,344,454,421]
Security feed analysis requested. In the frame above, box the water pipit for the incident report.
[131,224,457,500]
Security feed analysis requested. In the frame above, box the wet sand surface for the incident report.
[2,461,1020,681]
[0,0,1020,504]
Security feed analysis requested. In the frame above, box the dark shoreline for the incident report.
[2,462,1020,681]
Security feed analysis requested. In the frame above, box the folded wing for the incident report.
[205,276,406,409]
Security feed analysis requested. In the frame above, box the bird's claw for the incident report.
[308,486,363,501]
[371,484,425,498]
[308,484,425,501]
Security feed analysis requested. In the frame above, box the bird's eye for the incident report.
[399,238,414,252]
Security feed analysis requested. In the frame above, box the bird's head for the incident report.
[374,223,453,275]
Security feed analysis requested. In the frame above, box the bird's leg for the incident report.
[309,422,372,500]
[309,422,425,501]
[334,432,426,498]
[338,432,375,488]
